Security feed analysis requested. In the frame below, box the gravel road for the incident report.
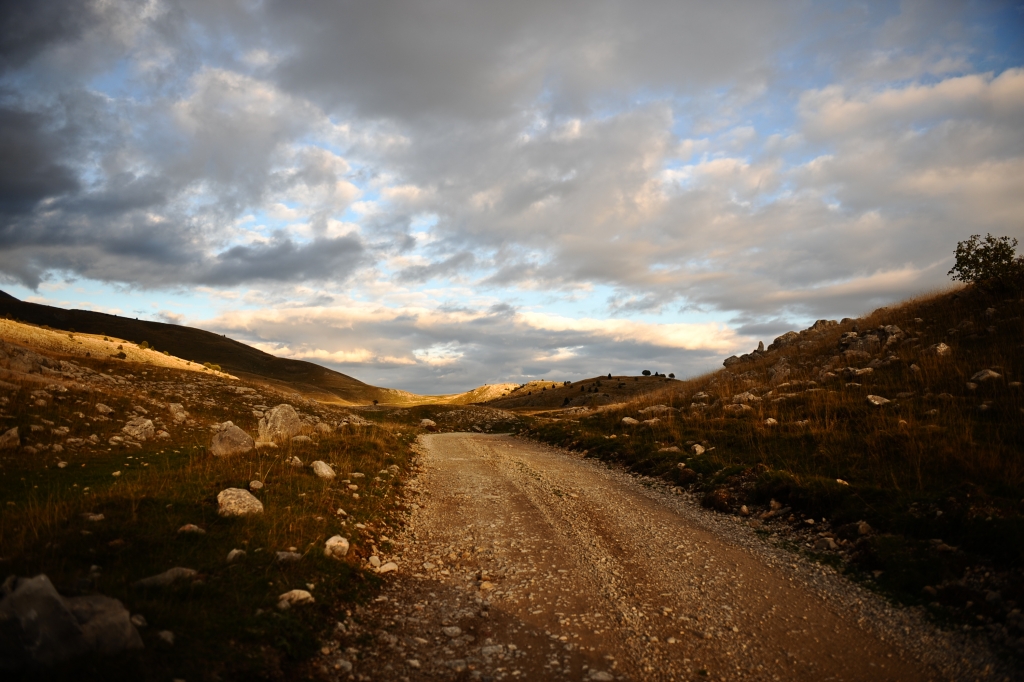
[327,433,1007,681]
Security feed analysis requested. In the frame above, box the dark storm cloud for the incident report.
[0,106,79,214]
[202,234,367,286]
[0,0,99,72]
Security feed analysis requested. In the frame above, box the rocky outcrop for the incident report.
[121,418,155,442]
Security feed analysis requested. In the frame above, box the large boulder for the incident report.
[217,488,263,517]
[0,574,141,668]
[121,418,154,442]
[209,424,254,457]
[258,404,303,442]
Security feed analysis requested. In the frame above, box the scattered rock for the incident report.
[0,426,20,449]
[217,488,264,517]
[764,418,778,426]
[177,524,205,535]
[291,435,312,445]
[866,395,891,406]
[377,562,398,574]
[133,567,198,588]
[277,589,314,610]
[226,549,246,563]
[287,456,303,468]
[0,574,142,667]
[249,480,263,490]
[970,369,1001,383]
[168,403,187,423]
[324,536,350,559]
[419,419,437,431]
[441,626,462,638]
[95,404,114,415]
[209,424,254,457]
[702,488,731,513]
[368,556,381,568]
[130,614,146,628]
[259,404,303,442]
[723,403,754,416]
[926,342,951,357]
[658,445,680,452]
[621,417,639,425]
[157,630,174,645]
[276,551,302,564]
[121,418,154,442]
[813,537,838,551]
[691,443,705,455]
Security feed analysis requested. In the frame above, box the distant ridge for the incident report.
[0,290,419,405]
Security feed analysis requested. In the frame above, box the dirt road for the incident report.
[334,433,998,681]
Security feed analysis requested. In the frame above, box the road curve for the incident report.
[345,433,990,681]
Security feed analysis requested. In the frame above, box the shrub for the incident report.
[642,370,651,376]
[948,233,1024,284]
[139,340,150,349]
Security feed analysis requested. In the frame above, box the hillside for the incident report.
[483,375,675,410]
[521,283,1024,660]
[0,291,427,406]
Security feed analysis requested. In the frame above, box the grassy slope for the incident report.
[0,291,422,406]
[0,328,426,680]
[483,375,675,410]
[520,284,1024,656]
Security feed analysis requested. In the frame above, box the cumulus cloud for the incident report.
[0,0,1021,390]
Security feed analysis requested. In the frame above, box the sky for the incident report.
[1,1,1022,395]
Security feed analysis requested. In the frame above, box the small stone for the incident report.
[134,567,198,588]
[311,461,336,480]
[442,626,462,638]
[589,671,614,681]
[111,471,122,477]
[177,524,205,534]
[966,382,978,391]
[227,549,246,563]
[739,505,749,516]
[95,403,115,414]
[158,630,174,645]
[121,417,155,442]
[406,659,422,668]
[276,551,302,563]
[277,589,314,609]
[866,395,890,406]
[249,480,263,490]
[325,536,350,559]
[970,369,1001,382]
[288,456,303,467]
[857,521,873,535]
[377,562,398,574]
[130,614,147,628]
[217,488,264,517]
[691,443,705,455]
[479,581,495,591]
[419,419,437,431]
[82,513,105,522]
[928,342,951,357]
[763,418,778,426]
[369,555,381,568]
[291,435,312,445]
[813,537,838,551]
[0,426,19,449]
[621,417,639,425]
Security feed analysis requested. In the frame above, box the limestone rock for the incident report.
[275,551,302,564]
[291,435,312,445]
[277,589,314,610]
[621,417,639,425]
[377,562,399,574]
[723,403,754,416]
[0,426,19,449]
[258,404,303,442]
[866,395,891,406]
[95,404,114,415]
[121,418,154,442]
[226,549,246,563]
[287,456,303,467]
[0,574,142,667]
[970,369,1001,382]
[217,488,264,517]
[926,342,951,357]
[209,424,254,457]
[310,460,336,480]
[324,535,350,559]
[419,418,437,431]
[133,567,197,588]
[168,403,187,423]
[691,443,705,455]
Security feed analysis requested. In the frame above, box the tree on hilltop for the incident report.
[948,234,1024,285]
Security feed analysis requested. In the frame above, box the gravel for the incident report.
[315,433,1012,681]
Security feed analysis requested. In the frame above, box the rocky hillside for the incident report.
[0,324,427,679]
[522,282,1024,663]
[483,375,676,410]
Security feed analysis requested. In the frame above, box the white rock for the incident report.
[441,626,462,638]
[226,549,246,563]
[971,369,1002,382]
[324,535,350,559]
[121,418,155,442]
[368,555,381,568]
[209,425,254,457]
[276,551,302,563]
[691,443,705,455]
[311,461,336,480]
[419,419,437,431]
[288,456,303,467]
[377,562,398,574]
[168,403,187,423]
[217,488,264,517]
[764,418,778,426]
[259,404,303,442]
[95,403,114,415]
[291,435,312,445]
[866,395,891,406]
[277,589,314,610]
[621,417,639,425]
[249,480,263,490]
